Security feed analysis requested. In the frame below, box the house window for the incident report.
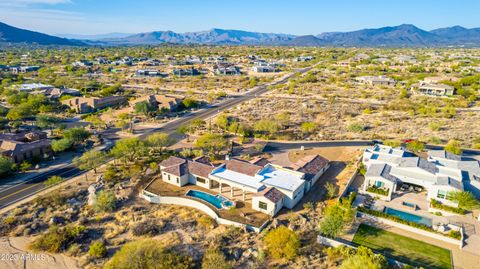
[176,178,179,183]
[197,177,206,184]
[437,190,453,200]
[167,175,171,181]
[259,201,268,210]
[374,181,385,188]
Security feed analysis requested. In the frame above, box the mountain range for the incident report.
[2,22,480,47]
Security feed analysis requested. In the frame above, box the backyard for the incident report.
[353,224,452,269]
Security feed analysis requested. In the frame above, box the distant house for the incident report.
[31,87,81,99]
[395,55,417,64]
[72,60,93,68]
[129,95,183,112]
[295,56,314,62]
[62,96,127,114]
[214,63,240,75]
[0,131,51,163]
[411,82,455,96]
[354,75,396,86]
[135,69,167,77]
[18,83,54,92]
[352,53,370,62]
[172,67,201,77]
[10,66,40,73]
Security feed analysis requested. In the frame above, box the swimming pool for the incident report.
[384,207,432,227]
[186,190,234,209]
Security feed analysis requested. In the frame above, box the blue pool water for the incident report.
[186,190,233,209]
[384,207,432,227]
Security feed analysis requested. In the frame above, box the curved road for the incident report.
[0,66,314,210]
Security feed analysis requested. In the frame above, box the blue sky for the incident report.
[1,0,479,35]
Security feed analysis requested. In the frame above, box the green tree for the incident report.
[104,239,192,269]
[110,138,148,163]
[202,247,231,269]
[263,226,300,260]
[339,246,387,269]
[195,134,229,155]
[93,190,116,212]
[146,132,174,149]
[444,139,462,155]
[36,114,60,134]
[51,138,73,153]
[85,114,106,129]
[325,182,338,199]
[319,200,355,238]
[300,122,317,134]
[62,128,91,144]
[44,176,63,186]
[135,101,156,116]
[406,141,425,152]
[451,191,480,210]
[73,150,107,173]
[182,98,198,109]
[383,140,401,148]
[0,156,14,177]
[254,119,280,138]
[347,123,365,133]
[88,241,107,258]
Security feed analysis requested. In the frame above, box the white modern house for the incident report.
[153,155,329,216]
[362,145,480,208]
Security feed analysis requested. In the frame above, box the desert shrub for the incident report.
[29,225,86,253]
[383,140,401,148]
[88,241,107,258]
[44,175,63,186]
[131,220,161,236]
[202,247,231,269]
[104,239,192,269]
[197,215,215,229]
[263,226,300,260]
[444,139,462,155]
[93,190,117,212]
[406,141,425,152]
[34,193,66,207]
[347,123,365,133]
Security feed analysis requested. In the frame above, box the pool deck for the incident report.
[145,177,270,227]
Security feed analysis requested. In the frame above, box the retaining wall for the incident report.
[141,190,266,232]
[358,211,462,247]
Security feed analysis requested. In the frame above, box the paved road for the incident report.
[263,140,374,152]
[0,66,314,210]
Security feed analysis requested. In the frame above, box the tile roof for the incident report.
[254,187,284,203]
[292,155,329,181]
[160,156,215,178]
[249,157,270,167]
[224,159,263,177]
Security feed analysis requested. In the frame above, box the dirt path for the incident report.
[0,237,80,269]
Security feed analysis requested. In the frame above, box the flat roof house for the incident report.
[129,95,182,112]
[411,81,455,96]
[0,131,51,163]
[17,83,54,92]
[362,145,480,207]
[154,155,329,216]
[354,75,396,86]
[61,96,127,114]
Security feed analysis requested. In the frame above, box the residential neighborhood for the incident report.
[1,1,480,269]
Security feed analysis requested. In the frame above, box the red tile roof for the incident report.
[224,158,263,177]
[254,187,284,203]
[292,155,329,181]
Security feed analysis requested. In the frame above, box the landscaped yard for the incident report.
[353,224,452,269]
